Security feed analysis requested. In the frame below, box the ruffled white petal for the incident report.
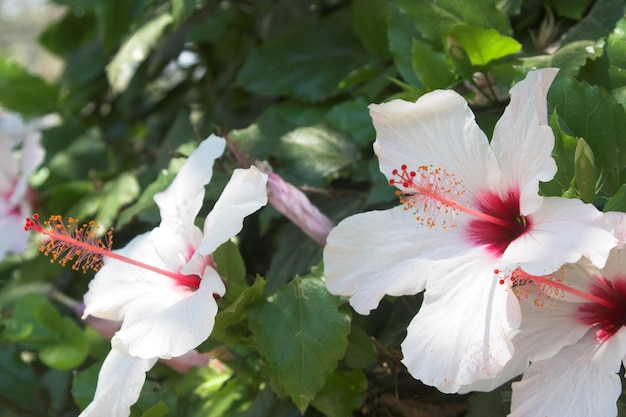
[503,197,616,275]
[324,206,472,315]
[79,350,156,417]
[111,267,225,359]
[0,212,29,259]
[510,329,626,417]
[193,166,268,258]
[370,91,500,196]
[401,252,520,393]
[83,226,193,321]
[604,211,626,249]
[490,69,558,214]
[0,135,17,191]
[459,282,588,393]
[154,135,225,235]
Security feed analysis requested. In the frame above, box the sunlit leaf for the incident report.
[448,24,521,67]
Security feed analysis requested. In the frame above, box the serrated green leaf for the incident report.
[249,274,351,413]
[310,369,367,417]
[394,0,511,41]
[39,317,89,370]
[448,24,521,67]
[0,58,59,117]
[412,39,456,90]
[352,0,390,59]
[106,13,173,93]
[235,13,370,102]
[548,76,626,194]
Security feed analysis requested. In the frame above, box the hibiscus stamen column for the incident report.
[389,164,521,230]
[24,214,202,289]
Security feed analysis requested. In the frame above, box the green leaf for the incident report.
[394,0,511,41]
[39,318,89,370]
[412,39,456,90]
[279,125,359,186]
[547,0,593,19]
[69,173,140,230]
[3,294,58,348]
[72,362,100,410]
[325,97,375,149]
[352,0,390,59]
[466,385,511,417]
[310,370,368,417]
[211,277,266,344]
[139,401,169,417]
[0,59,59,117]
[213,240,246,287]
[548,76,626,194]
[606,18,626,92]
[562,0,625,45]
[447,24,521,67]
[522,40,604,77]
[540,111,578,197]
[235,13,370,102]
[604,185,626,212]
[343,325,377,369]
[249,272,351,413]
[388,3,421,85]
[0,347,44,414]
[106,13,173,93]
[172,0,204,26]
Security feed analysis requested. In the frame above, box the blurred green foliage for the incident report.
[1,0,626,416]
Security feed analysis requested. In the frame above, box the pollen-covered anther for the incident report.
[24,214,113,273]
[389,164,466,228]
[501,267,564,307]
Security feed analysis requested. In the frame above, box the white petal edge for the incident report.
[154,134,226,235]
[459,282,588,393]
[193,166,268,258]
[401,252,520,393]
[323,206,473,315]
[490,68,559,215]
[370,91,501,196]
[503,196,616,275]
[509,329,626,417]
[111,267,225,359]
[78,350,156,417]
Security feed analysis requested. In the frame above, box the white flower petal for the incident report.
[510,329,626,417]
[459,283,588,393]
[194,166,268,257]
[401,254,520,393]
[10,131,44,206]
[111,267,225,359]
[503,197,616,275]
[79,350,156,417]
[490,69,559,214]
[604,211,626,249]
[0,136,17,191]
[370,91,500,195]
[0,213,29,260]
[154,135,225,235]
[83,227,191,321]
[324,206,472,315]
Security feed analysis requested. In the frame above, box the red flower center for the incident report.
[577,275,626,342]
[466,189,530,257]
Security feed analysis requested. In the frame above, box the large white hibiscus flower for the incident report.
[323,69,616,392]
